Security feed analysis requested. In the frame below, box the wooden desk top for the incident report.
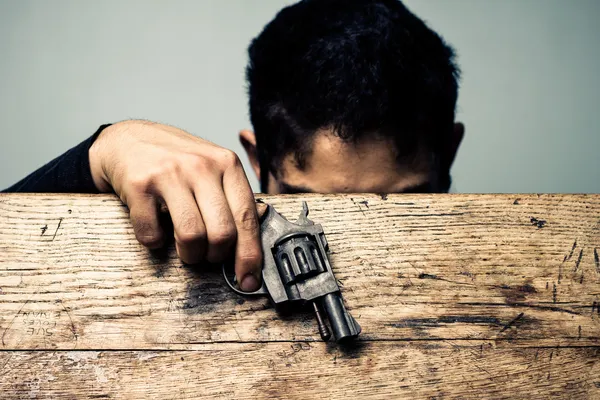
[1,194,599,399]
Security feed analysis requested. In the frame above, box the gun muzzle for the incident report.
[320,293,361,343]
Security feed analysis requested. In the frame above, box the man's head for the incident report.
[241,0,464,194]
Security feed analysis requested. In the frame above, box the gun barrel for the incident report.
[320,293,361,343]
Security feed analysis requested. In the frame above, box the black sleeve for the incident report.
[2,124,112,193]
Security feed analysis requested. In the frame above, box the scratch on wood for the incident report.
[558,262,563,284]
[232,325,242,342]
[530,217,547,229]
[0,352,14,378]
[573,249,584,273]
[594,248,599,274]
[507,304,580,316]
[390,316,502,328]
[553,283,557,304]
[1,290,37,346]
[500,312,525,333]
[59,300,79,343]
[567,240,577,261]
[351,198,368,217]
[52,217,64,241]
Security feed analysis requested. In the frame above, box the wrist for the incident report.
[89,124,114,193]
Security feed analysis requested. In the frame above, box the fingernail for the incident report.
[240,273,260,292]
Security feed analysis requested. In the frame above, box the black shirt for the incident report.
[2,124,111,193]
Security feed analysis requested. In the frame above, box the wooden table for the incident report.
[0,193,599,399]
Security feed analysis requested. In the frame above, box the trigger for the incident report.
[222,262,269,297]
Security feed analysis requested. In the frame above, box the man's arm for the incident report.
[2,120,262,292]
[2,124,111,193]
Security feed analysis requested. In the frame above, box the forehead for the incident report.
[278,129,433,193]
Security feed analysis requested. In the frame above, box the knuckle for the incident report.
[238,247,262,267]
[218,149,241,169]
[133,220,163,248]
[236,208,259,232]
[175,211,206,246]
[204,198,237,250]
[127,174,154,193]
[209,225,237,248]
[188,155,212,173]
[207,198,233,225]
[126,158,181,192]
[137,233,163,249]
[157,159,181,178]
[177,228,206,246]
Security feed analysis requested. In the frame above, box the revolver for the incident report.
[223,201,361,343]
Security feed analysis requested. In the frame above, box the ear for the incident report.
[444,122,465,169]
[239,129,261,181]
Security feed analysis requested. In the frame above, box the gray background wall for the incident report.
[1,0,598,193]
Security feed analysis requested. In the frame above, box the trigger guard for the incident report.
[222,263,269,297]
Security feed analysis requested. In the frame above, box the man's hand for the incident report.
[89,120,262,292]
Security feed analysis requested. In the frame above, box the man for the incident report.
[3,0,464,293]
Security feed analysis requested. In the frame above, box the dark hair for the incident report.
[246,0,460,192]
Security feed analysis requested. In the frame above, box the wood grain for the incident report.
[0,193,599,398]
[1,344,599,399]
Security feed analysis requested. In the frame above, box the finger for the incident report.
[160,182,207,264]
[128,193,165,249]
[223,163,262,292]
[193,177,237,264]
[256,202,269,220]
